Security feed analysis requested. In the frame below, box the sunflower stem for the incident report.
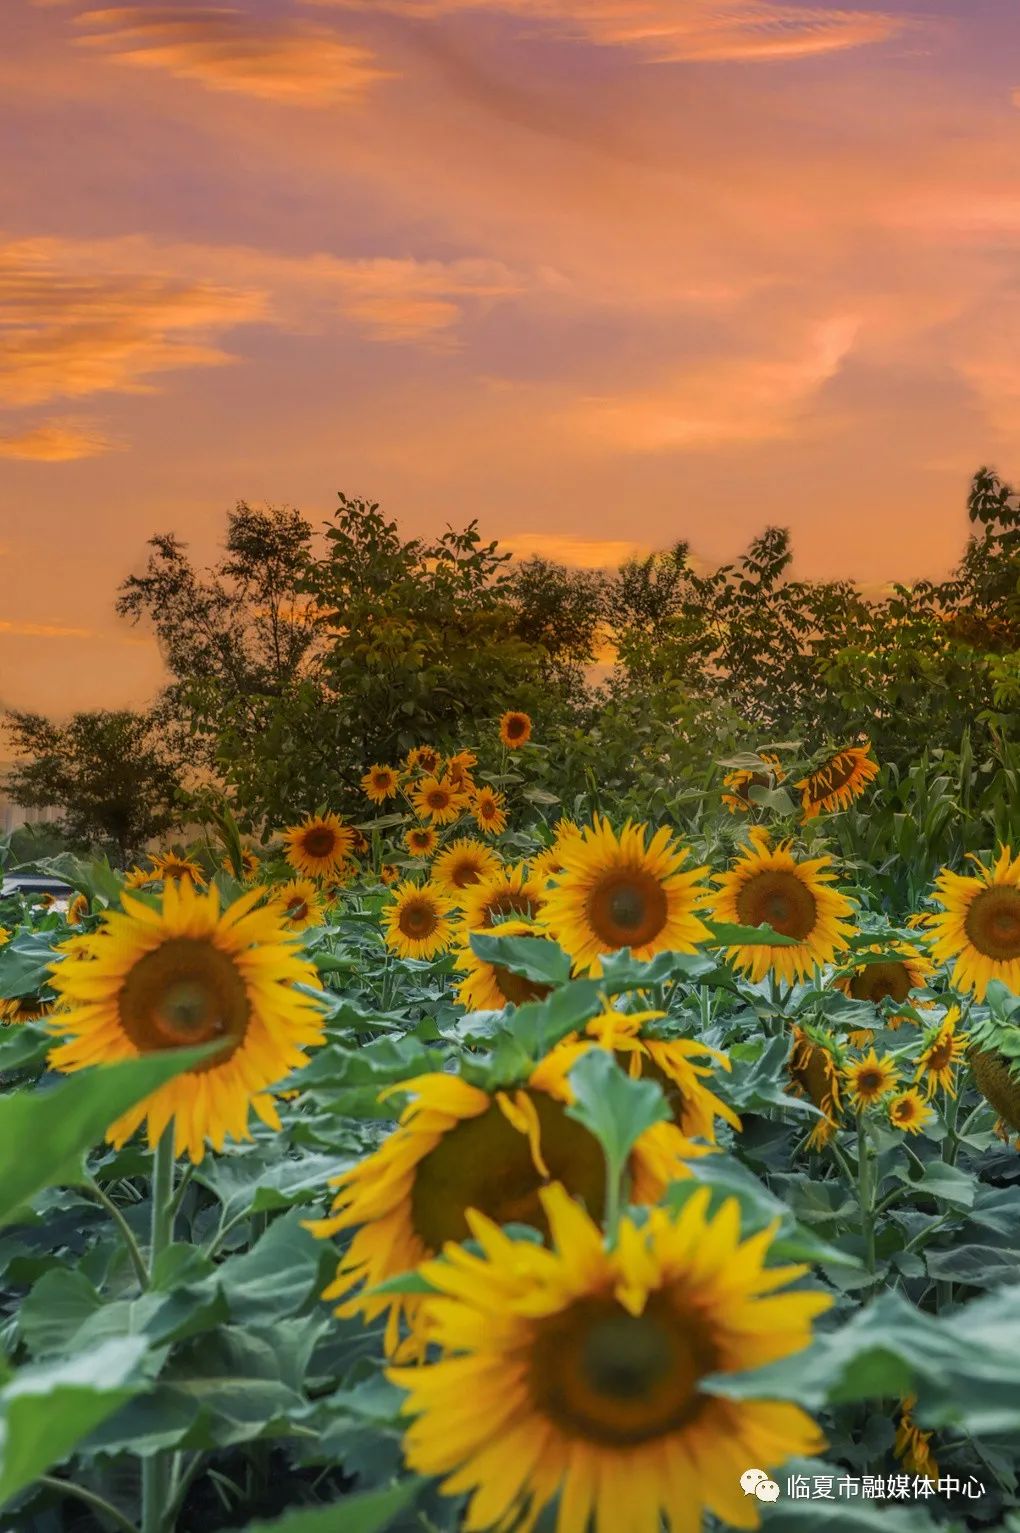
[37,1475,140,1533]
[142,1128,176,1533]
[856,1114,876,1280]
[85,1173,150,1292]
[942,1088,963,1168]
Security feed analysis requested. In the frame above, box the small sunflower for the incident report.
[431,837,501,896]
[796,742,879,821]
[788,1024,844,1149]
[455,919,556,1011]
[925,845,1020,1000]
[498,710,532,749]
[0,927,9,947]
[1,996,52,1024]
[470,785,508,837]
[123,867,155,891]
[403,826,438,858]
[239,849,261,883]
[67,893,89,926]
[712,827,856,985]
[380,863,400,886]
[844,1049,899,1110]
[149,852,205,886]
[888,1089,933,1135]
[541,817,711,978]
[389,1184,829,1533]
[362,764,399,804]
[405,745,441,775]
[721,752,785,814]
[460,864,546,933]
[914,1008,969,1099]
[384,881,455,960]
[274,878,325,932]
[895,1396,938,1481]
[411,775,468,826]
[46,881,325,1162]
[348,828,370,860]
[445,749,477,790]
[282,813,354,879]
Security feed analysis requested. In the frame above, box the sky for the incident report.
[2,0,1020,714]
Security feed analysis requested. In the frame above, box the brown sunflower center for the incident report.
[586,871,668,950]
[856,1068,883,1097]
[506,717,527,740]
[302,826,338,859]
[426,789,451,810]
[736,870,817,940]
[478,798,497,820]
[892,1097,915,1122]
[374,772,392,789]
[410,1092,605,1249]
[790,1036,838,1114]
[806,754,859,803]
[482,889,541,924]
[964,887,1020,962]
[451,858,485,890]
[528,1295,713,1446]
[398,898,440,940]
[849,961,913,1004]
[925,1037,954,1073]
[285,897,309,922]
[118,937,249,1067]
[491,964,552,1007]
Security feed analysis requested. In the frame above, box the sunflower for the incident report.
[362,764,399,804]
[307,1065,700,1357]
[411,775,469,826]
[274,878,325,932]
[925,845,1020,1000]
[540,818,711,979]
[445,750,477,790]
[384,881,456,960]
[380,864,400,886]
[0,927,9,947]
[712,827,855,985]
[239,849,261,883]
[149,852,204,886]
[348,828,370,859]
[389,1183,829,1532]
[404,826,438,858]
[1,996,52,1024]
[460,864,546,934]
[67,893,89,926]
[405,745,441,776]
[833,942,934,1018]
[888,1089,933,1135]
[282,813,354,879]
[432,837,501,897]
[499,710,532,749]
[455,919,557,1011]
[796,742,879,821]
[895,1396,938,1481]
[843,1049,899,1110]
[46,881,325,1162]
[914,1008,969,1099]
[123,866,155,891]
[721,752,786,814]
[788,1025,843,1149]
[471,786,508,837]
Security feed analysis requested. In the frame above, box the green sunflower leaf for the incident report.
[703,919,801,947]
[565,1048,670,1181]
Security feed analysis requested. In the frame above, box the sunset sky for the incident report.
[3,0,1020,715]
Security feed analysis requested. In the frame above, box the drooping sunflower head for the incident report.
[410,775,468,826]
[788,1024,844,1149]
[403,825,438,858]
[149,852,205,887]
[46,881,325,1162]
[459,863,546,934]
[405,745,441,776]
[454,919,556,1011]
[388,1184,829,1533]
[67,893,89,926]
[498,710,532,749]
[383,881,456,961]
[888,1089,933,1136]
[470,785,508,838]
[273,877,325,932]
[721,752,785,814]
[282,813,354,879]
[925,845,1020,1000]
[914,1007,969,1100]
[844,1048,899,1110]
[540,817,711,978]
[431,836,501,896]
[380,863,400,886]
[796,742,879,822]
[445,749,477,790]
[361,763,399,804]
[895,1396,939,1482]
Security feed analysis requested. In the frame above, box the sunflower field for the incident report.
[3,721,1020,1533]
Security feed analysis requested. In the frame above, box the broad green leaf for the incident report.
[468,931,572,988]
[565,1049,669,1178]
[234,1479,422,1532]
[895,1160,975,1212]
[704,919,800,947]
[0,932,60,1000]
[596,948,718,991]
[218,1209,325,1324]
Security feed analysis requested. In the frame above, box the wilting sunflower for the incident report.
[796,742,879,822]
[541,818,711,978]
[445,749,477,790]
[721,752,786,814]
[403,826,438,858]
[833,942,934,1017]
[282,813,354,879]
[471,785,508,837]
[274,878,325,932]
[411,775,468,826]
[895,1396,938,1481]
[498,710,532,749]
[389,1183,829,1533]
[788,1024,844,1149]
[1,996,52,1024]
[405,745,441,775]
[380,864,400,886]
[925,844,1020,1000]
[307,1065,699,1357]
[432,837,501,897]
[455,919,556,1011]
[914,1008,969,1099]
[712,827,855,985]
[67,893,89,926]
[149,852,204,886]
[384,881,456,960]
[362,763,399,804]
[843,1049,899,1110]
[888,1089,933,1135]
[46,881,325,1162]
[460,864,546,934]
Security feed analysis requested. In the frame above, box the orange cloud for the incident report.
[501,531,649,566]
[0,619,93,638]
[75,6,391,104]
[0,418,116,460]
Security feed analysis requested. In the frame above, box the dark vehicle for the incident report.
[1,873,75,911]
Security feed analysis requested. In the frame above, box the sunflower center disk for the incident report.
[492,963,551,1007]
[485,891,539,924]
[588,872,668,949]
[287,900,309,922]
[303,827,337,858]
[399,901,438,939]
[965,887,1020,961]
[849,962,912,1004]
[118,937,250,1066]
[736,870,816,940]
[530,1298,710,1446]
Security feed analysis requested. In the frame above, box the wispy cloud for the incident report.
[74,6,392,104]
[0,619,93,638]
[0,417,117,460]
[501,530,649,566]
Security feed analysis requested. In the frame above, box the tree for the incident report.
[4,710,184,866]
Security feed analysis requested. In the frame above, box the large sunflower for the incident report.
[282,813,354,879]
[384,881,456,960]
[925,845,1020,1000]
[541,818,711,978]
[796,742,879,822]
[389,1184,829,1533]
[460,864,546,934]
[411,775,468,826]
[721,752,785,815]
[499,710,532,749]
[149,852,204,886]
[712,828,855,985]
[788,1024,843,1149]
[46,881,325,1162]
[913,1008,968,1099]
[307,1063,699,1357]
[362,764,399,804]
[471,786,508,837]
[274,878,326,932]
[432,837,501,897]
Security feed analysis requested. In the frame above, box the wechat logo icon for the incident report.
[741,1469,781,1503]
